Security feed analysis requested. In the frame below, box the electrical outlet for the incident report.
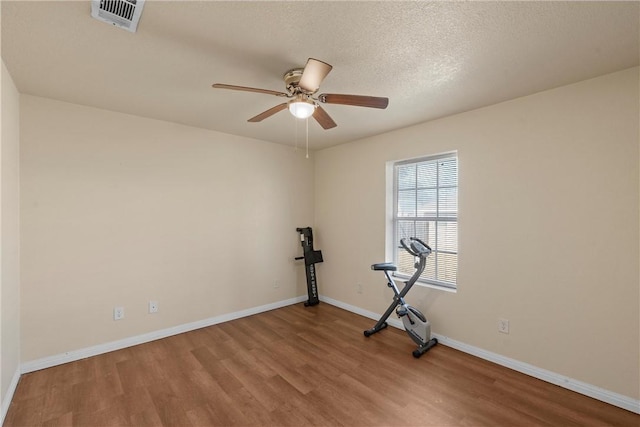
[274,280,280,289]
[114,306,125,320]
[498,318,509,334]
[357,283,363,294]
[149,301,158,313]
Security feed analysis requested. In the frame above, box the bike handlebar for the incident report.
[400,237,432,258]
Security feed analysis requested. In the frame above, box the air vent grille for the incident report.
[91,0,145,33]
[101,0,137,21]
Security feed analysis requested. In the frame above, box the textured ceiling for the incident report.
[2,1,638,150]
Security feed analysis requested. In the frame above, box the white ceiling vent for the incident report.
[91,0,145,33]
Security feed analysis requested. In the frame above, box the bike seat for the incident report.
[371,263,397,271]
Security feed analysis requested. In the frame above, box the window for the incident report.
[393,153,458,289]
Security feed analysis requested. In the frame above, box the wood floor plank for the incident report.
[220,357,283,412]
[4,393,45,426]
[115,359,148,394]
[189,347,245,396]
[165,370,213,413]
[41,411,73,427]
[217,321,261,351]
[128,406,164,427]
[70,379,113,415]
[225,386,274,425]
[5,303,640,426]
[267,375,342,426]
[145,379,193,426]
[10,371,49,402]
[185,404,221,427]
[40,385,74,423]
[71,395,131,427]
[233,314,288,345]
[249,348,317,395]
[115,386,155,421]
[185,370,246,425]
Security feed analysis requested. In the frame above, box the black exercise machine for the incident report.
[364,237,438,358]
[295,227,323,307]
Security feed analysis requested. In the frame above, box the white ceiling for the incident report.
[2,1,638,150]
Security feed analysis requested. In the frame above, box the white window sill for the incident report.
[392,274,457,293]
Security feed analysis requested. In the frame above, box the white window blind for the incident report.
[394,153,458,289]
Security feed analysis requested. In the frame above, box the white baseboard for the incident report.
[319,295,640,415]
[1,366,21,425]
[432,334,640,414]
[21,295,307,374]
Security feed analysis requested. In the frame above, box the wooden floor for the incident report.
[5,304,639,426]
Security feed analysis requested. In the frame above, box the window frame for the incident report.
[391,152,458,290]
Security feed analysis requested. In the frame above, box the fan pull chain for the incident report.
[306,117,309,159]
[294,116,298,153]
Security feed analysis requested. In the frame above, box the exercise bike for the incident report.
[364,237,438,358]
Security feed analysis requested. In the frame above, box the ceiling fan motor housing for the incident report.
[284,68,318,116]
[284,68,316,95]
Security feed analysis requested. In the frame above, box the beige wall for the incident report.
[13,65,640,403]
[1,61,21,406]
[20,96,314,361]
[315,67,639,399]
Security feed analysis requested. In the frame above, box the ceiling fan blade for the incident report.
[313,105,337,130]
[212,83,288,97]
[248,103,288,122]
[319,93,389,109]
[298,58,333,93]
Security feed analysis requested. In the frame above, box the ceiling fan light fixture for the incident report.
[212,58,387,129]
[288,97,316,119]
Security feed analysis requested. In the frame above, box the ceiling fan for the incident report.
[212,58,389,130]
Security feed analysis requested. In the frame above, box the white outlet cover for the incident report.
[114,307,124,320]
[498,318,509,334]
